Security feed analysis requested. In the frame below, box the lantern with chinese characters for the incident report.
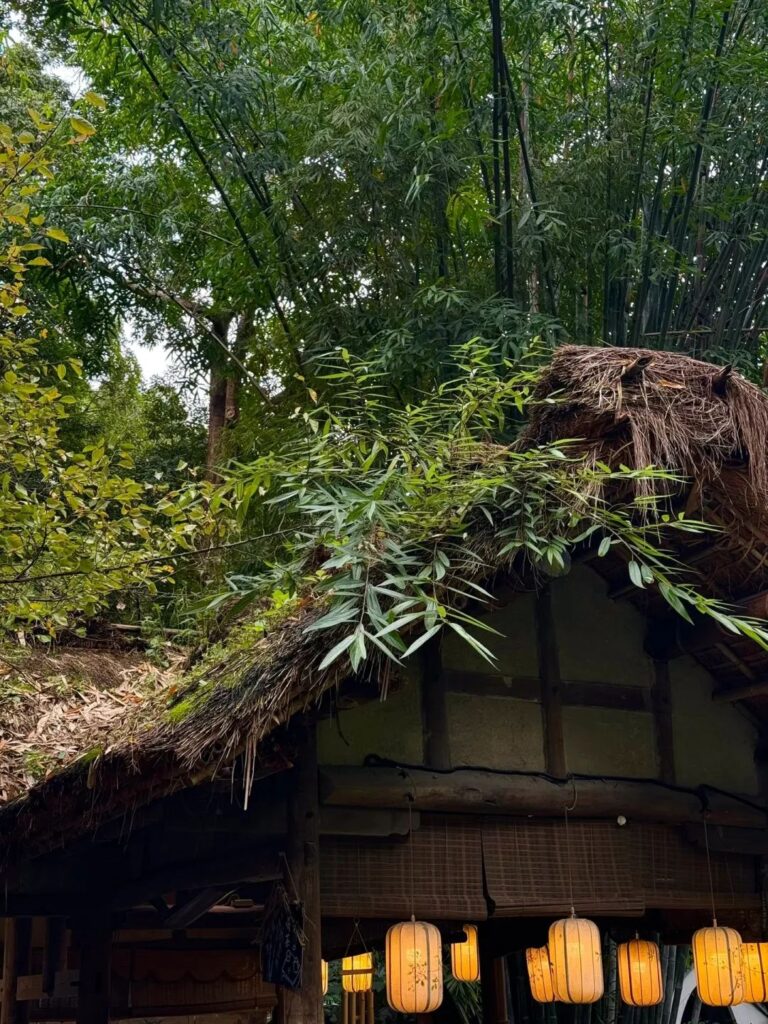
[526,946,555,1003]
[549,916,604,1003]
[741,943,768,1003]
[342,952,374,993]
[451,925,480,983]
[386,919,443,1013]
[618,939,663,1006]
[692,925,744,1006]
[321,960,328,996]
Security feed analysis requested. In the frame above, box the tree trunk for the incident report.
[205,314,235,479]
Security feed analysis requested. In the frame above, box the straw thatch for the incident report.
[524,346,768,596]
[2,344,768,856]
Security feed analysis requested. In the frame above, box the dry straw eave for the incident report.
[3,344,768,856]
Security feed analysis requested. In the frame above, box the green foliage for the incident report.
[212,343,768,674]
[0,115,218,634]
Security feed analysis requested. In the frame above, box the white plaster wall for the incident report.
[440,590,538,676]
[446,694,545,770]
[671,655,759,794]
[316,566,760,796]
[317,670,423,766]
[563,706,657,776]
[553,565,651,687]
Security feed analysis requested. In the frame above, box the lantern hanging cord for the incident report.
[565,801,575,918]
[343,919,369,959]
[407,792,416,922]
[703,815,718,926]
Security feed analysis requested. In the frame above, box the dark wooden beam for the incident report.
[535,585,566,776]
[319,765,768,828]
[713,679,768,703]
[110,846,280,910]
[420,635,451,769]
[278,715,323,1024]
[163,888,232,929]
[442,670,650,711]
[651,659,676,783]
[74,915,111,1024]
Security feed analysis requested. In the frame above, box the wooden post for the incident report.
[75,915,112,1024]
[280,714,323,1024]
[651,659,676,783]
[479,933,510,1024]
[420,635,450,769]
[535,584,566,777]
[1,919,31,1024]
[42,917,67,998]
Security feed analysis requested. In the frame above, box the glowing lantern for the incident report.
[342,952,374,993]
[618,939,663,1006]
[692,925,744,1006]
[526,946,555,1003]
[549,916,604,1003]
[741,943,768,1003]
[451,925,480,983]
[385,919,443,1013]
[321,959,328,996]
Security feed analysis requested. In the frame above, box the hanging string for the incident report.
[407,793,416,922]
[565,778,577,917]
[703,815,718,926]
[343,919,369,959]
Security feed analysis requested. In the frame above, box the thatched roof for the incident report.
[3,344,768,859]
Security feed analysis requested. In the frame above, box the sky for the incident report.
[5,22,173,386]
[125,340,171,381]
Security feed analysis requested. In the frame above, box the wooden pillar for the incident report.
[280,714,323,1024]
[1,918,31,1024]
[74,915,112,1024]
[651,659,676,783]
[420,635,450,769]
[535,584,566,777]
[42,917,67,998]
[479,934,510,1024]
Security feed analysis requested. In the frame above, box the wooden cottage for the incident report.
[3,346,768,1024]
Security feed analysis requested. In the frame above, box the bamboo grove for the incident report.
[5,0,767,408]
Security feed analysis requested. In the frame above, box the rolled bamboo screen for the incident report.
[617,939,663,1006]
[692,926,744,1006]
[385,919,443,1013]
[549,917,604,1004]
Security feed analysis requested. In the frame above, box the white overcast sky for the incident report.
[6,21,173,385]
[125,340,171,380]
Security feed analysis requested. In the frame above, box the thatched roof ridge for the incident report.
[523,345,768,596]
[525,346,768,503]
[3,344,768,856]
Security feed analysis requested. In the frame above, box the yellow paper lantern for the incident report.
[741,943,768,1003]
[451,925,480,983]
[342,952,374,993]
[618,939,663,1006]
[385,919,443,1014]
[549,916,604,1003]
[526,946,555,1003]
[692,925,744,1006]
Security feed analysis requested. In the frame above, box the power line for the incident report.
[0,530,293,587]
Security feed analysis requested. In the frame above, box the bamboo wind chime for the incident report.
[341,990,375,1024]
